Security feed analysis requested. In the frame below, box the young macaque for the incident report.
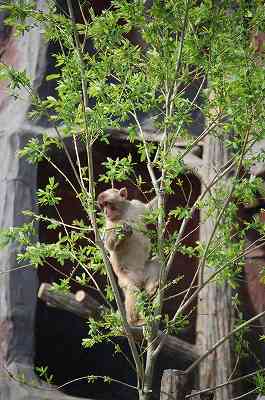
[97,187,160,325]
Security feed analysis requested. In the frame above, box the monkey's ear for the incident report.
[119,187,128,199]
[97,193,104,209]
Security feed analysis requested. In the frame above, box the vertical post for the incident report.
[160,369,188,400]
[190,390,214,399]
[196,135,235,399]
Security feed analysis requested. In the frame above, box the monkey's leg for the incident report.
[144,258,161,297]
[124,286,144,326]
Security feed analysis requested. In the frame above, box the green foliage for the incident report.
[0,64,31,91]
[234,314,250,359]
[136,290,161,327]
[255,371,265,395]
[164,313,189,336]
[37,177,62,206]
[2,0,265,396]
[18,135,63,164]
[51,278,71,293]
[99,154,135,184]
[82,311,123,349]
[169,206,192,220]
[35,366,54,384]
[0,223,36,249]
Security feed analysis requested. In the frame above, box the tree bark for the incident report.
[196,135,235,399]
[38,284,105,319]
[160,369,188,400]
[190,390,214,399]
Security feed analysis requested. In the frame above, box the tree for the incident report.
[1,1,265,400]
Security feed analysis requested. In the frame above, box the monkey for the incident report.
[97,187,160,325]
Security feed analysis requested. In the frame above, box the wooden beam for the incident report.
[38,284,199,364]
[22,123,203,173]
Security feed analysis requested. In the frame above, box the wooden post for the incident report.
[196,132,235,399]
[160,369,187,400]
[190,390,214,399]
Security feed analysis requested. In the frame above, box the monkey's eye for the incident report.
[99,201,110,209]
[98,201,105,209]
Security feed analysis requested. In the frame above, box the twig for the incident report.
[185,310,265,375]
[185,368,265,398]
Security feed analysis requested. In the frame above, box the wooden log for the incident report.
[75,291,198,364]
[38,283,104,319]
[189,390,214,399]
[197,132,236,399]
[160,369,188,400]
[39,286,199,364]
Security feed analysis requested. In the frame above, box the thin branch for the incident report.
[165,150,237,280]
[177,127,250,314]
[185,310,265,375]
[230,388,257,400]
[53,125,83,190]
[130,111,160,197]
[33,214,92,233]
[57,374,138,392]
[170,0,191,101]
[41,151,79,196]
[66,1,143,386]
[179,113,221,163]
[185,368,265,398]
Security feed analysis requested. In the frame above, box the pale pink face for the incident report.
[97,188,127,222]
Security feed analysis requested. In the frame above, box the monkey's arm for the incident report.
[146,196,158,211]
[105,223,133,251]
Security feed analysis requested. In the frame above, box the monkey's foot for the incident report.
[128,318,145,327]
[0,362,90,400]
[145,280,159,297]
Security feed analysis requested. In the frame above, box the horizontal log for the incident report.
[38,285,198,364]
[38,283,104,319]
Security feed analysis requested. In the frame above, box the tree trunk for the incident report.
[196,135,235,399]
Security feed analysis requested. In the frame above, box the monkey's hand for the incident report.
[106,223,133,250]
[116,223,133,241]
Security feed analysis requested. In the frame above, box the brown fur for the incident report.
[97,187,160,325]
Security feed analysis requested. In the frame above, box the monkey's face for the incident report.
[97,188,127,222]
[100,200,120,221]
